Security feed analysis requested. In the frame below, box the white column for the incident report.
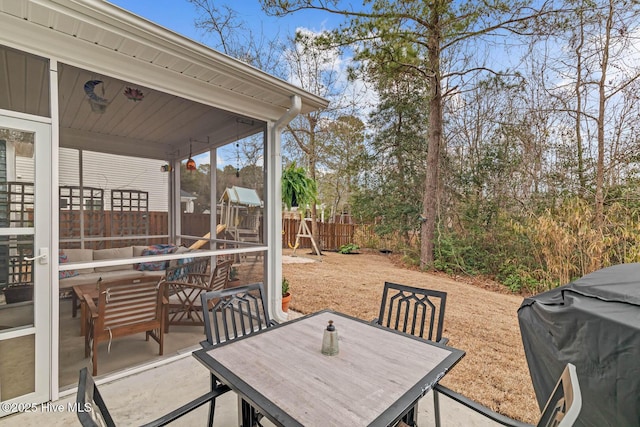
[210,147,217,264]
[49,58,60,401]
[267,121,285,322]
[171,159,180,244]
[268,96,301,323]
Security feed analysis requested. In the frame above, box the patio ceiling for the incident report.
[56,63,261,161]
[0,0,329,161]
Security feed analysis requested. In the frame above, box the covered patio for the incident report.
[0,0,327,412]
[3,354,498,427]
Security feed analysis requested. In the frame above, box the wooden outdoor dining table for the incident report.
[193,309,465,427]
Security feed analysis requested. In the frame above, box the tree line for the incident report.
[188,0,640,292]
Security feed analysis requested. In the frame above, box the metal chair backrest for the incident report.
[377,282,447,343]
[537,363,582,427]
[200,282,272,347]
[433,362,582,426]
[76,367,116,427]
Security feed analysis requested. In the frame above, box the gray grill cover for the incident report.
[517,263,640,427]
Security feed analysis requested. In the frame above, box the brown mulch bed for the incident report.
[282,248,539,423]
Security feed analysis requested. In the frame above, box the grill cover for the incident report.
[517,263,640,427]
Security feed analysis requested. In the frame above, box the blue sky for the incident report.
[108,0,341,48]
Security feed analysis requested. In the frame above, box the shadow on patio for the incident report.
[3,354,500,427]
[57,295,206,391]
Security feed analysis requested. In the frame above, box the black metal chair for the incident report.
[200,282,275,427]
[374,282,448,426]
[375,282,448,344]
[433,363,582,427]
[76,366,230,427]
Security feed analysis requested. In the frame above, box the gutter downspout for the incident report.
[268,95,301,323]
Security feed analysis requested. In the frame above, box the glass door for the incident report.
[0,116,51,413]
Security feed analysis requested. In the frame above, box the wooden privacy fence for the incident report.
[60,211,168,248]
[59,211,375,251]
[282,218,376,251]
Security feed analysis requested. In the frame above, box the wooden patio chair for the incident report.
[199,282,275,426]
[76,367,230,427]
[163,258,232,331]
[83,277,166,376]
[433,363,582,427]
[374,282,448,426]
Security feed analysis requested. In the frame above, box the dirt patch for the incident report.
[282,248,538,423]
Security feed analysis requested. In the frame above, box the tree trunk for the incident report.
[308,156,321,254]
[575,11,586,196]
[420,6,442,269]
[593,0,614,271]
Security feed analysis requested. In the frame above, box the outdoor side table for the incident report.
[193,309,465,426]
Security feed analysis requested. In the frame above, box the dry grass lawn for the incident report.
[282,248,539,424]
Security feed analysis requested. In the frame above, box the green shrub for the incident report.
[498,261,540,293]
[338,243,360,254]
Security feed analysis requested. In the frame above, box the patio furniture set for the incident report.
[60,245,192,317]
[75,282,583,426]
[74,253,233,376]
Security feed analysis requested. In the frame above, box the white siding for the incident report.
[58,148,169,211]
[15,155,34,183]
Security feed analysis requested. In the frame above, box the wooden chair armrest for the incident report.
[85,297,98,318]
[434,385,532,427]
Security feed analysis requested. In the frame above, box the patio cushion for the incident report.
[94,247,134,272]
[59,251,79,279]
[61,248,94,274]
[133,245,148,257]
[136,244,177,271]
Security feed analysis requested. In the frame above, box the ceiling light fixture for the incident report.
[235,119,241,178]
[186,137,210,172]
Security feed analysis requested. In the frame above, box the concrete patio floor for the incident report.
[2,307,514,427]
[3,353,508,427]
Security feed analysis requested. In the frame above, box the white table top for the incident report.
[194,310,465,426]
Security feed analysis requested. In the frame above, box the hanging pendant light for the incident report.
[186,141,197,172]
[235,141,240,178]
[235,119,241,178]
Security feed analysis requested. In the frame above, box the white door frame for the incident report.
[0,112,53,412]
